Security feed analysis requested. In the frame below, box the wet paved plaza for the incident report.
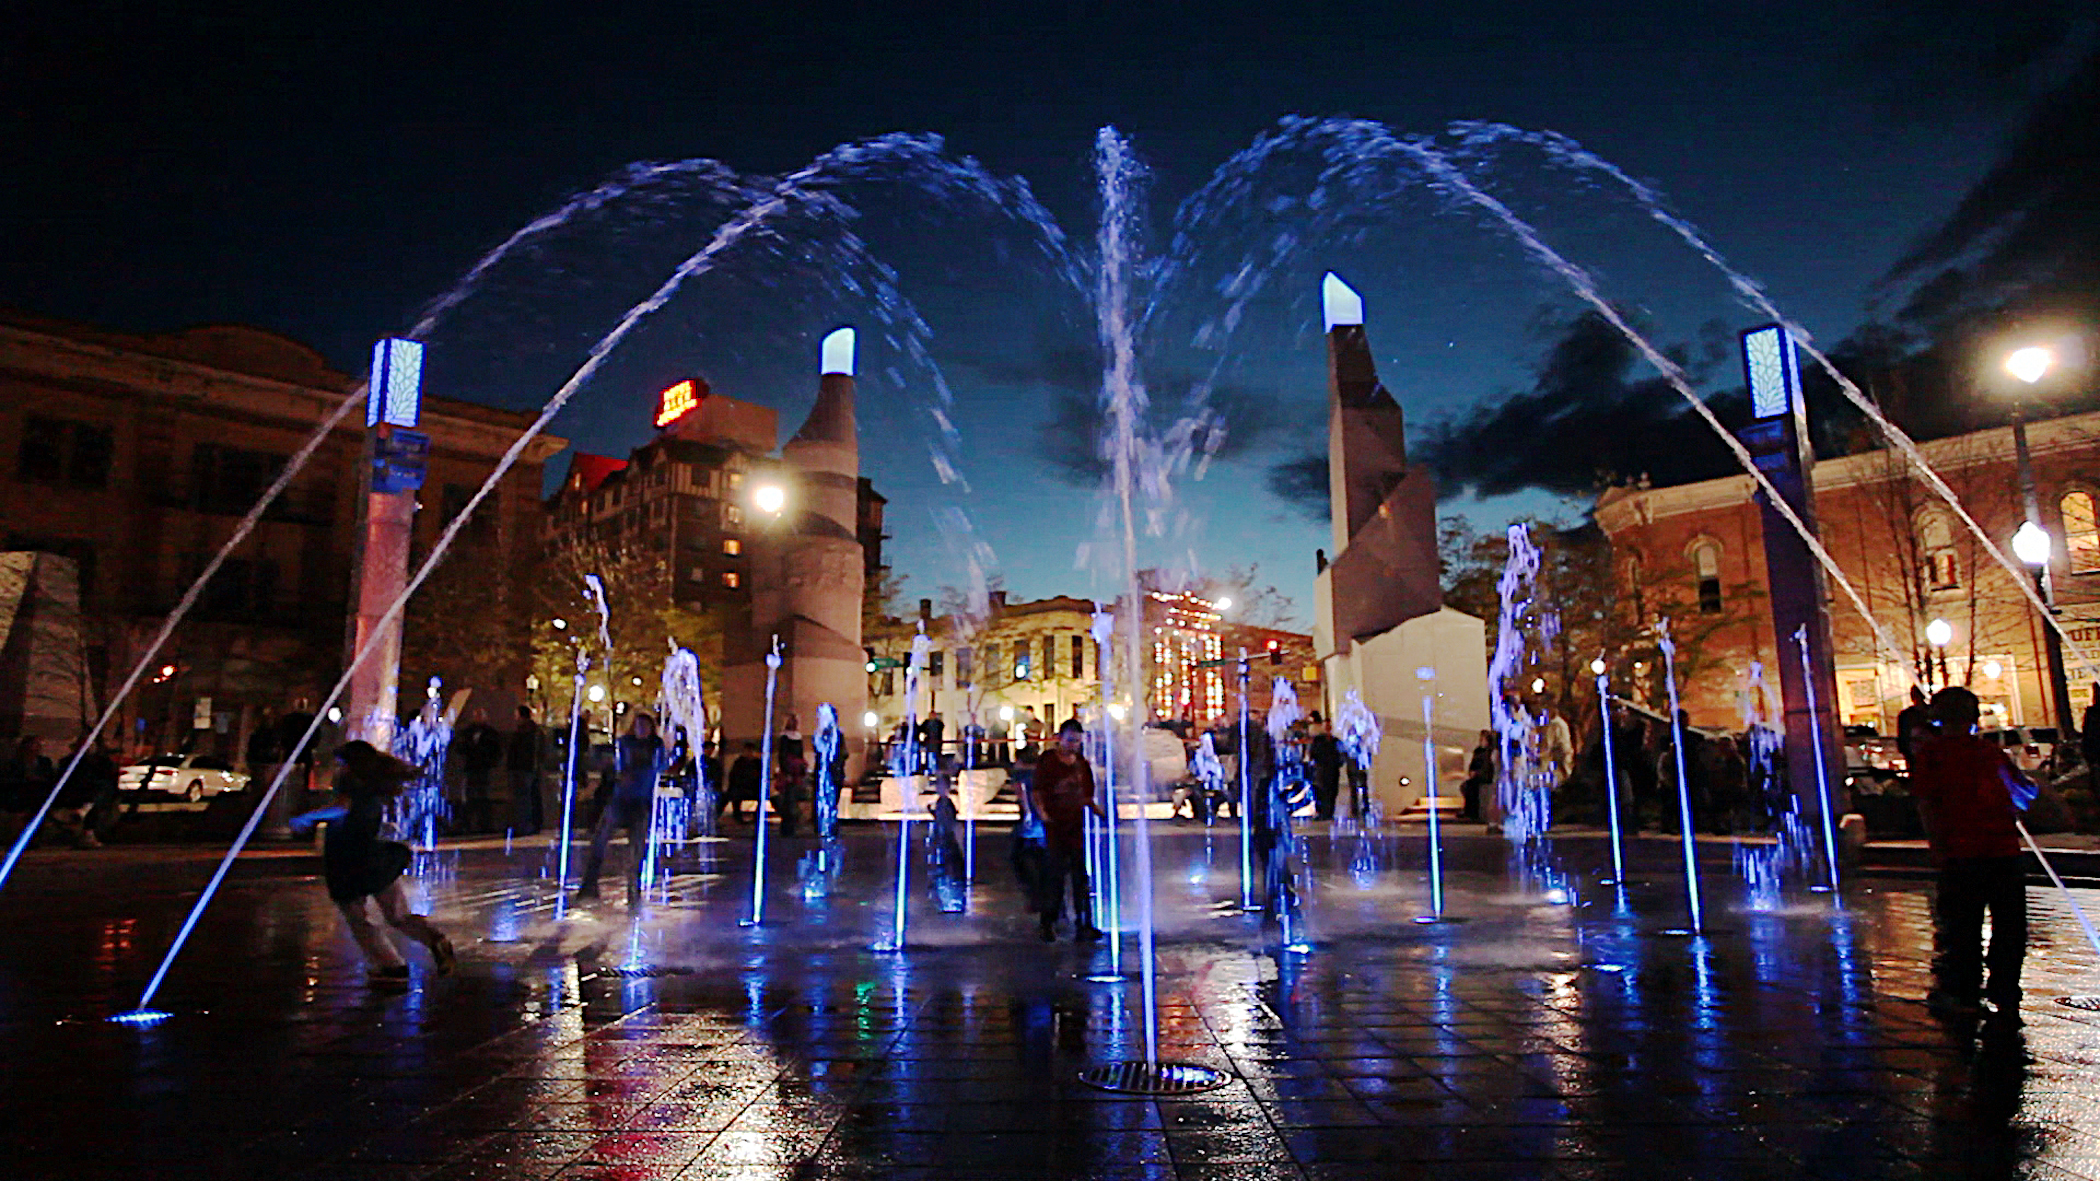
[7,822,2100,1180]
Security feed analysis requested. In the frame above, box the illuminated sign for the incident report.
[1742,324,1799,421]
[367,337,424,428]
[655,379,702,428]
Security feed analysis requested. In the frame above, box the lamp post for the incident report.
[2006,345,2075,734]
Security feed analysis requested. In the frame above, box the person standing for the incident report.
[291,741,456,990]
[723,741,764,824]
[576,714,666,905]
[1898,685,1937,765]
[1460,730,1495,822]
[775,714,806,837]
[1308,717,1343,821]
[454,709,503,834]
[506,706,543,835]
[1908,686,2034,1026]
[2080,685,2100,771]
[917,711,946,776]
[1541,707,1575,790]
[1024,719,1107,942]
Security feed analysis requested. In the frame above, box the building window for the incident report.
[1013,639,1031,680]
[1918,513,1959,591]
[1690,540,1723,614]
[721,571,740,589]
[725,505,744,527]
[193,444,287,515]
[727,471,745,490]
[17,416,113,489]
[1042,636,1057,679]
[1071,634,1085,679]
[722,538,741,556]
[956,646,973,687]
[2064,490,2100,574]
[930,650,945,679]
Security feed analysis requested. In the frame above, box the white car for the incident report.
[119,754,249,802]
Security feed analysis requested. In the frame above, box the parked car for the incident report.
[118,754,249,802]
[1842,726,1906,776]
[1982,726,2059,774]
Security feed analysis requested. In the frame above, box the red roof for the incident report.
[565,453,628,495]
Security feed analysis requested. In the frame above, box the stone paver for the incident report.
[4,823,2100,1179]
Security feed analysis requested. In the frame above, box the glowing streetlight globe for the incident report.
[862,711,879,728]
[1215,596,1233,613]
[586,684,606,703]
[2013,520,2052,566]
[1590,657,1607,676]
[1107,703,1128,722]
[998,705,1015,722]
[1983,660,2004,680]
[753,484,786,514]
[1531,677,1546,694]
[2006,346,2055,385]
[1926,618,1953,648]
[551,618,567,630]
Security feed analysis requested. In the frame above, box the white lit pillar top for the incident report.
[1742,324,1801,421]
[1321,272,1364,332]
[368,337,424,428]
[820,327,856,377]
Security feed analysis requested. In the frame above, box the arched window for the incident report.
[1622,552,1646,622]
[2063,490,2100,574]
[1918,513,1959,590]
[1690,540,1723,614]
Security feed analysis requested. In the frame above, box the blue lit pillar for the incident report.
[345,338,427,751]
[1737,325,1844,843]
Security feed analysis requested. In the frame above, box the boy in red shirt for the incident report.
[1906,686,2033,1024]
[1025,719,1108,943]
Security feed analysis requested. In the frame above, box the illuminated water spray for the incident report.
[391,677,457,853]
[1488,524,1553,841]
[1236,649,1256,910]
[1794,626,1842,892]
[1592,656,1628,896]
[1089,607,1126,979]
[1658,619,1704,933]
[1265,679,1312,953]
[647,643,708,895]
[876,629,929,951]
[799,704,846,901]
[744,635,782,926]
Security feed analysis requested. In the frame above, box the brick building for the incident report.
[1595,408,2100,734]
[0,312,562,755]
[543,378,887,611]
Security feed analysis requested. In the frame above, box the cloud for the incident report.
[1881,46,2100,327]
[1028,367,1304,487]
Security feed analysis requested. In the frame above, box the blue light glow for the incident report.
[367,337,425,428]
[1743,325,1798,421]
[109,1009,172,1026]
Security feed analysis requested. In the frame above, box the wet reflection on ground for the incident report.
[5,824,2100,1179]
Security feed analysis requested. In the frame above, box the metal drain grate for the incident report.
[1076,1061,1231,1095]
[599,965,696,978]
[2055,996,2100,1011]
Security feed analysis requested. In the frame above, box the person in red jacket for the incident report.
[1025,719,1108,943]
[1907,686,2033,1024]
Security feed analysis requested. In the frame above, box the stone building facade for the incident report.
[0,312,561,757]
[1595,408,2100,734]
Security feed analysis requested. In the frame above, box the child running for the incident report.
[294,740,457,990]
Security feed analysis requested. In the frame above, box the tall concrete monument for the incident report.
[1311,274,1487,811]
[723,328,869,778]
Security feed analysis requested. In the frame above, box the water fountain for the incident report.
[1657,620,1705,935]
[743,636,782,927]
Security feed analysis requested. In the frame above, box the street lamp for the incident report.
[551,618,567,631]
[2003,341,2075,733]
[753,483,786,515]
[1926,618,1953,690]
[1215,596,1234,613]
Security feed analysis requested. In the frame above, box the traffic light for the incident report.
[1266,638,1282,666]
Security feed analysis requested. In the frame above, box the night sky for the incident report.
[6,1,2093,623]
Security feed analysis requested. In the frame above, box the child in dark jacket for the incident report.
[293,741,456,989]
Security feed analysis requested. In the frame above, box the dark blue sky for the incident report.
[5,1,2084,623]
